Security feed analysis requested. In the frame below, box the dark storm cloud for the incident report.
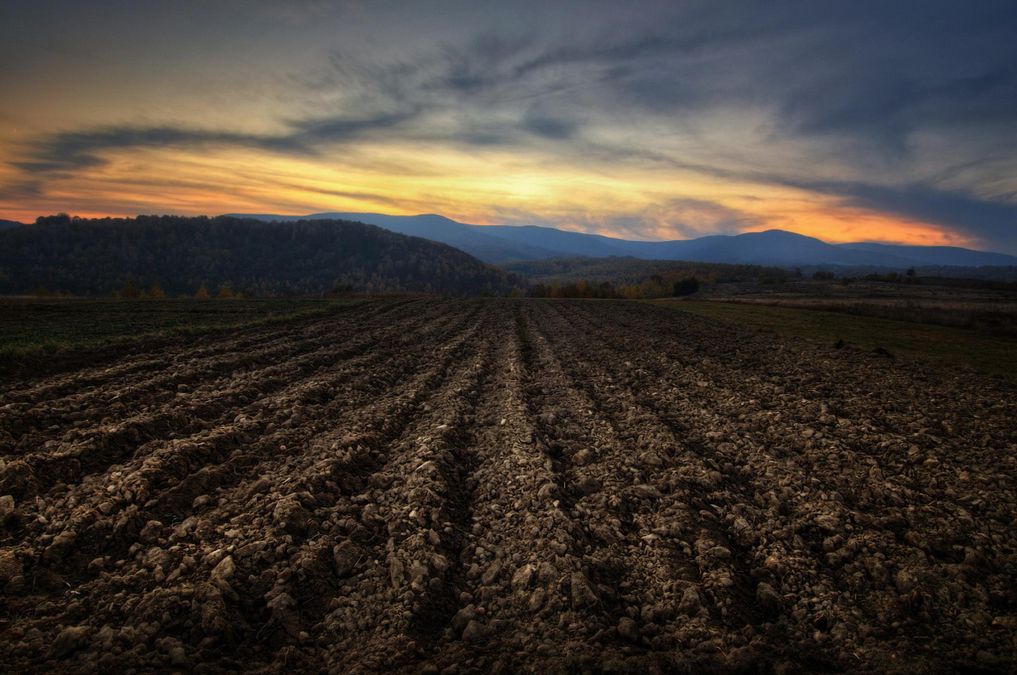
[12,127,298,175]
[322,1,1017,153]
[13,109,425,176]
[798,181,1017,252]
[287,109,421,145]
[19,1,1017,159]
[521,114,578,140]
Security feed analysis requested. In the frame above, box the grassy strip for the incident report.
[0,297,363,362]
[713,296,1017,337]
[653,299,1017,380]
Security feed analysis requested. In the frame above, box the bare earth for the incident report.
[1,298,1015,673]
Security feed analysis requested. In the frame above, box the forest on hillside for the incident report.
[0,215,521,297]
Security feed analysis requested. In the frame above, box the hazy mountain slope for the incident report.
[229,212,1017,268]
[0,219,22,230]
[637,230,915,266]
[835,242,1017,267]
[0,215,518,296]
[479,225,633,258]
[233,212,558,263]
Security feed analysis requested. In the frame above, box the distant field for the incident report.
[657,299,1017,379]
[716,296,1017,335]
[702,279,1017,336]
[0,297,358,362]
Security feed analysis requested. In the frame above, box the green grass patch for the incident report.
[0,297,362,361]
[654,299,1017,380]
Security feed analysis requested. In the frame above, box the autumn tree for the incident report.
[119,280,141,299]
[672,277,700,296]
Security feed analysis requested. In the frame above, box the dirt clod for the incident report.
[617,617,639,642]
[49,626,88,659]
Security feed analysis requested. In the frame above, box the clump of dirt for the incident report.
[1,297,1015,673]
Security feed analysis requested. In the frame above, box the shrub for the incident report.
[672,277,700,296]
[119,280,141,299]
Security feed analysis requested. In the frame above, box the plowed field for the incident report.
[1,298,1015,673]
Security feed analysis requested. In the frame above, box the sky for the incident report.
[2,1,1016,252]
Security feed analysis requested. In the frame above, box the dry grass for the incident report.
[656,298,1017,379]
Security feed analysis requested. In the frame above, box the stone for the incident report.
[451,604,477,633]
[894,568,918,595]
[756,582,781,613]
[511,563,536,591]
[43,530,76,562]
[631,484,662,500]
[266,591,300,638]
[815,513,840,532]
[0,549,22,583]
[678,586,701,616]
[273,497,311,535]
[617,617,639,642]
[168,646,188,666]
[139,520,163,544]
[461,619,487,644]
[49,626,89,658]
[732,516,756,545]
[528,588,546,612]
[536,483,557,501]
[410,560,430,588]
[389,556,405,588]
[570,572,598,608]
[481,560,502,585]
[333,540,363,578]
[576,476,601,495]
[211,556,236,583]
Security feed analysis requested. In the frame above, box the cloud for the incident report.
[488,196,762,240]
[12,127,297,175]
[521,104,581,140]
[4,1,1017,249]
[10,107,427,177]
[20,4,1015,178]
[799,181,1017,253]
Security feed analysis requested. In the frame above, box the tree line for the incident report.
[0,214,522,297]
[528,275,701,299]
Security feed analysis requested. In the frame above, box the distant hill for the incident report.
[232,212,1017,268]
[0,215,518,296]
[834,242,1017,267]
[0,219,23,230]
[232,212,559,264]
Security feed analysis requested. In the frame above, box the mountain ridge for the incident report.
[229,212,1017,268]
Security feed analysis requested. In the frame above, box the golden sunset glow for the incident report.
[0,139,972,249]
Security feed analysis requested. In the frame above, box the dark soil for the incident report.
[1,298,1015,673]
